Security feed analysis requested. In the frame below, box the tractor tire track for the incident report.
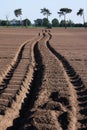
[47,39,87,129]
[4,31,87,130]
[30,33,77,130]
[8,32,78,130]
[0,35,42,130]
[7,35,45,130]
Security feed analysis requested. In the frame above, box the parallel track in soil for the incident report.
[0,35,42,130]
[0,31,87,130]
[47,41,87,130]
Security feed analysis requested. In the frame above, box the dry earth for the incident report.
[0,27,87,130]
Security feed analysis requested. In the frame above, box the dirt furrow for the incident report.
[2,31,86,130]
[0,35,42,130]
[7,32,78,130]
[47,40,87,129]
[32,34,77,130]
[6,36,45,130]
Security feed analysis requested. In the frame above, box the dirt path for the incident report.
[47,41,87,130]
[0,30,87,130]
[0,35,42,130]
[6,32,75,130]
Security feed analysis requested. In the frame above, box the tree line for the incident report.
[0,8,87,28]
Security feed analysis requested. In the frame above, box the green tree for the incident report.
[23,19,31,27]
[34,19,43,27]
[42,18,49,27]
[0,20,7,26]
[58,8,72,28]
[6,15,9,26]
[14,9,22,25]
[52,18,59,27]
[60,20,65,27]
[67,20,74,27]
[77,8,86,28]
[41,8,52,20]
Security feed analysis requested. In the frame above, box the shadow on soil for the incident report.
[47,41,87,129]
[7,42,44,130]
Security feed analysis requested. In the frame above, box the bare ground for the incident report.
[0,27,87,130]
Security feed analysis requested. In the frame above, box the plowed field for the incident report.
[0,27,87,130]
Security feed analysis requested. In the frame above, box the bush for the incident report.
[52,18,59,27]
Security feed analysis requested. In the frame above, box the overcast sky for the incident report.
[0,0,87,23]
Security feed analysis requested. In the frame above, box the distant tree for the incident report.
[23,19,31,27]
[52,18,59,27]
[6,15,9,26]
[0,20,7,26]
[85,22,87,27]
[41,8,52,20]
[58,8,72,28]
[60,20,65,27]
[14,9,22,25]
[42,18,49,27]
[34,19,43,27]
[77,8,86,28]
[60,19,73,27]
[74,23,83,27]
[0,20,1,25]
[67,20,74,27]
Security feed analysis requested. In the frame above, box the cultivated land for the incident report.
[0,27,87,130]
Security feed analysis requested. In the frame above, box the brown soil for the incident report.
[0,27,87,130]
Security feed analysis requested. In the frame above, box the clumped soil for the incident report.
[0,28,87,130]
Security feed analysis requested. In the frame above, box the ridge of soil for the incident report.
[0,28,87,130]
